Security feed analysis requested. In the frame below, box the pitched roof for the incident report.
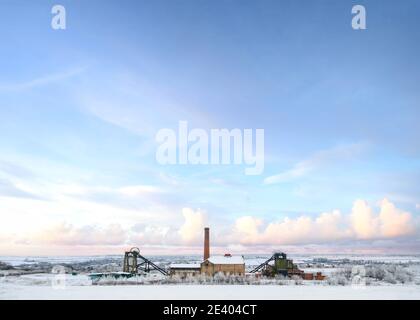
[205,255,245,265]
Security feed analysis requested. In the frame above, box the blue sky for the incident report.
[0,0,419,255]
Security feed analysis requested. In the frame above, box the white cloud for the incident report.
[0,185,171,237]
[350,198,414,239]
[264,142,368,184]
[350,199,379,239]
[129,224,172,245]
[30,222,126,246]
[232,210,349,245]
[0,206,209,251]
[0,198,416,254]
[230,199,416,246]
[233,216,263,242]
[178,208,207,244]
[378,198,413,238]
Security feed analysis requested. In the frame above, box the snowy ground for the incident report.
[2,283,420,300]
[1,254,420,299]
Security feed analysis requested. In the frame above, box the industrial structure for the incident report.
[170,227,246,277]
[189,228,324,280]
[250,252,303,277]
[89,227,325,281]
[201,254,245,276]
[204,227,210,260]
[169,263,201,277]
[122,247,168,275]
[250,252,325,280]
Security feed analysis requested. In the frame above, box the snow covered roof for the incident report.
[206,255,245,265]
[169,263,201,269]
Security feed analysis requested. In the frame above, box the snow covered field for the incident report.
[2,283,420,300]
[1,254,420,300]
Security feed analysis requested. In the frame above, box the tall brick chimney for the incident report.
[204,227,210,260]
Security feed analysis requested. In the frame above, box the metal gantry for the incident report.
[250,252,292,276]
[123,247,169,276]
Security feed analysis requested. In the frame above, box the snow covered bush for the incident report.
[0,262,14,270]
[324,263,414,286]
[326,273,349,286]
[362,264,413,284]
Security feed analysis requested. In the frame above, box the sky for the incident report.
[0,0,419,256]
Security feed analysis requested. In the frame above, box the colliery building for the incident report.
[169,263,201,277]
[201,254,245,276]
[169,227,325,280]
[170,255,245,277]
[170,227,245,277]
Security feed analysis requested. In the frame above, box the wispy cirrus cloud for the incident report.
[0,178,42,200]
[0,67,86,92]
[264,142,369,184]
[0,160,35,179]
[76,70,214,140]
